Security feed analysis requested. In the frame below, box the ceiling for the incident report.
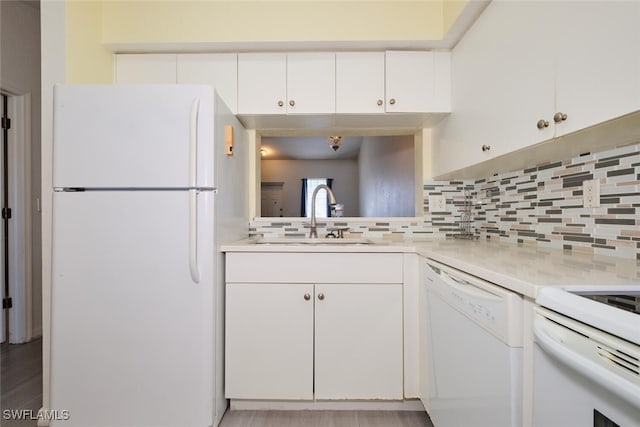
[261,136,363,160]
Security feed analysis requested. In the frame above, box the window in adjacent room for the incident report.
[301,178,333,218]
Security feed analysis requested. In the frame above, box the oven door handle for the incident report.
[534,319,640,408]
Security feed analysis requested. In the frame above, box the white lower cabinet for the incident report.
[225,252,404,401]
[225,283,314,400]
[314,283,403,400]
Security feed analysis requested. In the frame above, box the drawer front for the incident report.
[226,252,403,284]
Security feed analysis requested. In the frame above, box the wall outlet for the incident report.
[429,195,447,212]
[583,179,600,208]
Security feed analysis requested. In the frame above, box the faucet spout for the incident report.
[309,184,337,238]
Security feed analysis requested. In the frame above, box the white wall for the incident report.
[0,0,42,338]
[358,136,415,217]
[261,159,359,217]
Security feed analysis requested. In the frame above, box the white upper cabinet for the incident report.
[553,1,640,137]
[433,1,554,175]
[432,1,640,177]
[336,51,451,114]
[115,54,177,84]
[286,52,336,114]
[386,51,434,113]
[336,52,386,113]
[238,52,335,115]
[237,53,287,114]
[177,53,238,114]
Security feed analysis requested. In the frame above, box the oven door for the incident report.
[533,307,640,427]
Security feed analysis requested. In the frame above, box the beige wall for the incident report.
[1,0,42,339]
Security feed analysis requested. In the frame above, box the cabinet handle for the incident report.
[389,98,396,105]
[481,144,491,152]
[536,119,549,129]
[304,293,311,301]
[553,112,568,123]
[317,293,325,301]
[377,99,383,106]
[289,100,295,107]
[277,100,284,107]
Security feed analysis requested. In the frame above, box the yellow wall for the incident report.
[101,1,444,45]
[66,1,113,83]
[443,0,468,34]
[65,0,469,84]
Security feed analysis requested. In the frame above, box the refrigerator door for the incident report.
[53,84,215,189]
[50,190,215,427]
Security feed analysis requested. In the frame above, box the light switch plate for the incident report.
[583,179,600,208]
[429,195,446,212]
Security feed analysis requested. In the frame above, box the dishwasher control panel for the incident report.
[425,260,524,347]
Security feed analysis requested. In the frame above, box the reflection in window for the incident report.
[301,178,332,218]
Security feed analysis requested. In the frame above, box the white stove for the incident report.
[533,286,640,427]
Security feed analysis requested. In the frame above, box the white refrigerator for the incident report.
[50,84,247,427]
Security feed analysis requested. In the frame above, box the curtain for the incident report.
[300,178,308,217]
[326,178,333,217]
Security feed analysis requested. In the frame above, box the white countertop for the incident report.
[221,238,640,299]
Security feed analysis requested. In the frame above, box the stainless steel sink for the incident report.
[255,237,372,245]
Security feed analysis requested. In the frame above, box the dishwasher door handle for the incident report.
[439,270,502,301]
[534,318,640,408]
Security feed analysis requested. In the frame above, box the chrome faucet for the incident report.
[309,184,337,238]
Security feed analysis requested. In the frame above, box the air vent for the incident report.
[597,344,640,377]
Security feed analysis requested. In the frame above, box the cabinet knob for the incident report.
[389,98,396,105]
[289,100,295,107]
[553,112,568,123]
[317,293,325,301]
[377,99,383,106]
[536,119,549,129]
[277,100,284,107]
[481,144,491,152]
[304,293,311,301]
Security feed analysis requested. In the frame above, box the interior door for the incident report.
[50,190,214,427]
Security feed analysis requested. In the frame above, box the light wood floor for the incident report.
[219,410,435,427]
[0,340,434,427]
[1,338,43,427]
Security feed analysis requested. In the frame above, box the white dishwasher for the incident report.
[424,259,523,427]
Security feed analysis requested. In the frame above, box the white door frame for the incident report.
[1,87,33,344]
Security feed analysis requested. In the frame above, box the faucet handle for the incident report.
[327,227,349,238]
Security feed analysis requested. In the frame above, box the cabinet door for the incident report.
[286,52,335,114]
[314,284,403,400]
[225,283,314,399]
[237,53,287,114]
[554,1,640,137]
[385,51,435,113]
[177,53,238,114]
[115,54,177,84]
[432,1,554,176]
[336,52,385,113]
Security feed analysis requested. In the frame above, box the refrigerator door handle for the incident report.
[188,189,200,283]
[189,97,200,188]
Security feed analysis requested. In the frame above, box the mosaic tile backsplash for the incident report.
[251,141,640,260]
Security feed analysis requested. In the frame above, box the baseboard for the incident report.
[230,399,425,411]
[31,327,43,339]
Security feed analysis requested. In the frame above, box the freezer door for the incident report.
[53,84,215,189]
[50,190,215,427]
